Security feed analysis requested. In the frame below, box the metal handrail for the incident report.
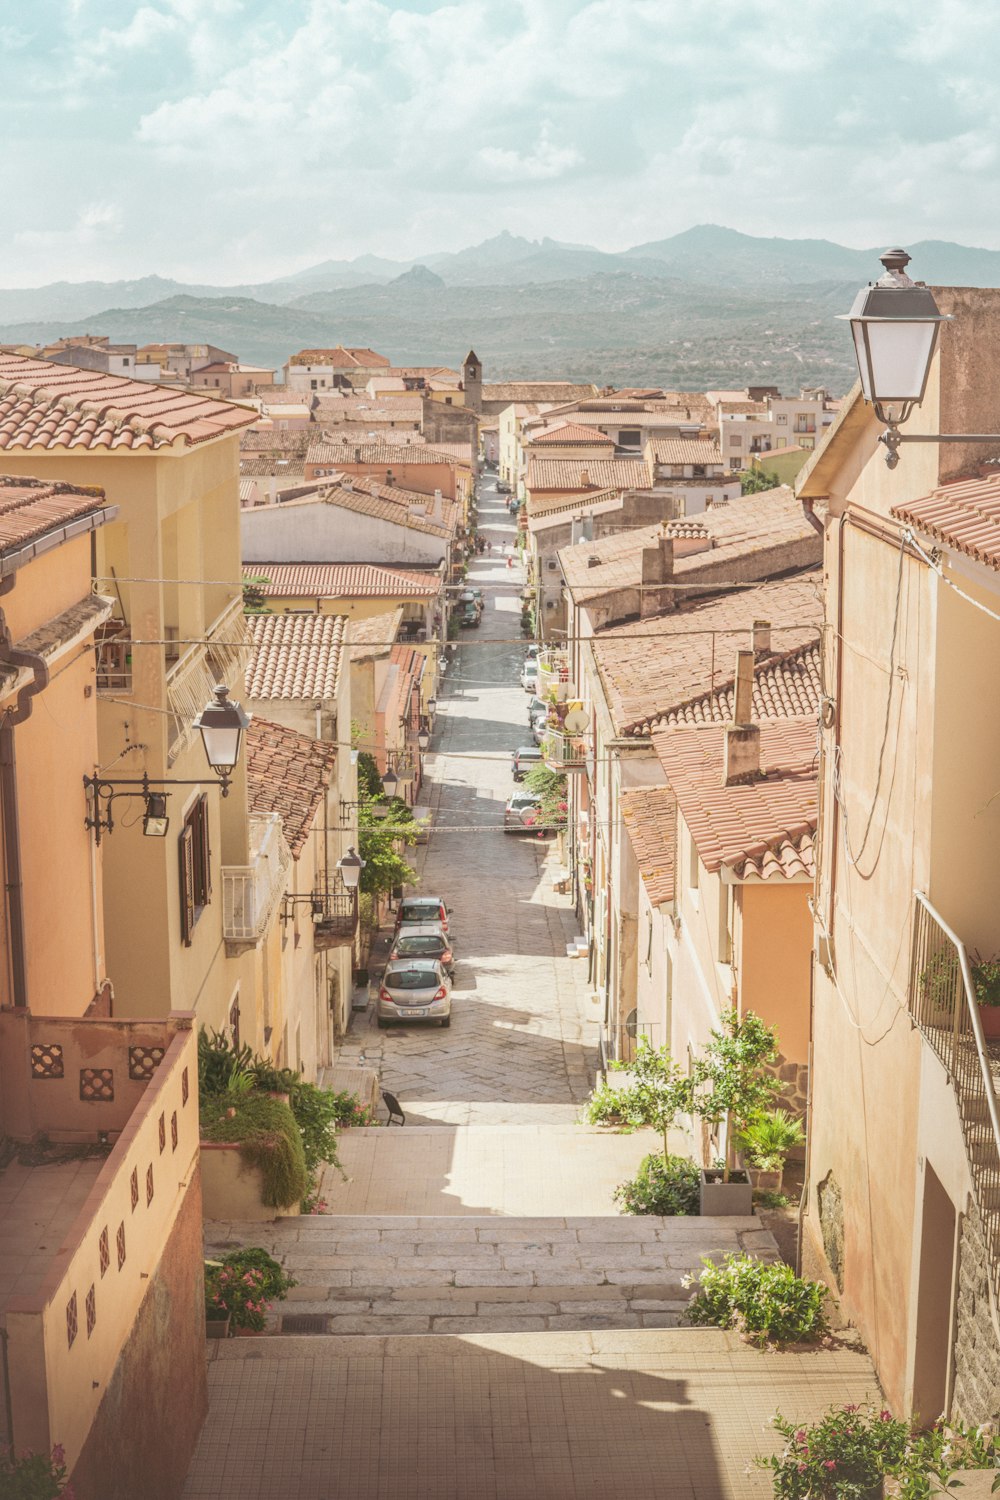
[909,891,1000,1277]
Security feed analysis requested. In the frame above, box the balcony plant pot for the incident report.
[978,1004,1000,1040]
[699,1167,754,1216]
[747,1166,782,1193]
[205,1313,231,1340]
[232,1325,264,1338]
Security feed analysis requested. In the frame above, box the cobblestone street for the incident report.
[337,477,599,1125]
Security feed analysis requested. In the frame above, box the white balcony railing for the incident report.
[167,596,249,759]
[222,814,291,944]
[542,725,589,772]
[538,648,573,702]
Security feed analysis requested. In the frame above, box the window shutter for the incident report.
[179,824,195,946]
[198,795,212,903]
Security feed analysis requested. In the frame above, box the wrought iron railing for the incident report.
[95,620,132,691]
[908,892,1000,1291]
[313,892,358,950]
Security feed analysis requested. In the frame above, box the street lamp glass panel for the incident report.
[418,731,430,750]
[427,697,438,714]
[337,847,366,889]
[382,766,399,797]
[195,685,251,772]
[861,319,941,404]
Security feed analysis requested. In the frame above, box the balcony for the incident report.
[167,595,249,760]
[538,648,573,702]
[223,813,291,949]
[793,422,817,435]
[313,892,359,950]
[908,892,1000,1289]
[95,619,131,692]
[542,724,589,773]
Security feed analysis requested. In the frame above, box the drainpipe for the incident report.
[0,576,50,1011]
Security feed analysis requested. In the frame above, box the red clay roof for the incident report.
[652,718,817,880]
[661,642,821,727]
[526,457,650,492]
[0,474,110,556]
[243,563,440,599]
[245,613,346,700]
[530,422,615,447]
[891,474,1000,571]
[246,717,337,858]
[621,786,676,905]
[0,354,257,452]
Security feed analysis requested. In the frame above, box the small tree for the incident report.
[354,752,419,904]
[601,1039,694,1165]
[691,1009,783,1181]
[740,467,781,495]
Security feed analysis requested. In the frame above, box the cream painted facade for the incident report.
[797,286,1000,1422]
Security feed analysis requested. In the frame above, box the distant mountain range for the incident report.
[2,225,997,392]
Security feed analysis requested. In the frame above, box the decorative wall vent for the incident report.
[128,1046,165,1082]
[80,1067,113,1103]
[30,1044,64,1079]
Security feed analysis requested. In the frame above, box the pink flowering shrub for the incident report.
[0,1443,73,1498]
[204,1249,296,1332]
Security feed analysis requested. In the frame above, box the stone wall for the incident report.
[765,1051,809,1122]
[951,1201,1000,1425]
[68,1167,208,1500]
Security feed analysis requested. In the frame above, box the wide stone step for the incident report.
[206,1213,779,1337]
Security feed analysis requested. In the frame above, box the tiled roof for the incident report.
[529,422,615,446]
[349,609,403,660]
[239,456,306,478]
[307,440,457,466]
[891,474,1000,572]
[240,428,313,453]
[589,571,823,736]
[317,396,423,422]
[245,717,337,858]
[559,486,814,593]
[289,347,390,367]
[0,355,256,452]
[239,479,256,503]
[483,383,598,403]
[245,612,346,700]
[0,474,110,555]
[718,400,768,415]
[526,487,622,524]
[648,437,724,465]
[276,480,454,538]
[653,718,817,880]
[526,457,651,492]
[661,642,821,726]
[253,386,310,404]
[318,426,427,445]
[242,563,440,600]
[621,786,676,905]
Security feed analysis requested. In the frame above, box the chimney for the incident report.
[432,487,444,523]
[640,534,675,617]
[724,649,760,785]
[342,476,353,491]
[580,469,590,487]
[751,618,771,656]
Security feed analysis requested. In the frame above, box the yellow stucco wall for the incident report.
[737,881,811,1063]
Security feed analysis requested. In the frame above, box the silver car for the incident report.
[505,792,542,833]
[377,959,452,1028]
[389,921,455,976]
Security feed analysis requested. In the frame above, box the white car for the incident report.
[520,661,539,693]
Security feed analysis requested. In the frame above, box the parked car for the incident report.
[389,923,455,975]
[497,479,512,494]
[458,602,481,628]
[526,694,548,723]
[520,661,539,693]
[396,896,449,932]
[504,792,542,833]
[377,959,452,1028]
[530,712,549,746]
[512,745,544,781]
[458,588,483,614]
[525,644,540,660]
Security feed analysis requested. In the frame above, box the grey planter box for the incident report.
[699,1168,754,1216]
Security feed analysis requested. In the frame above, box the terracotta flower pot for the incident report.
[205,1314,231,1340]
[978,1005,1000,1040]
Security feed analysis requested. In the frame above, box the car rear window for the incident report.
[518,748,542,758]
[400,900,441,921]
[386,967,438,989]
[396,935,445,955]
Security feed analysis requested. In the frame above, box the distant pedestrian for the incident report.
[506,554,514,570]
[486,540,492,555]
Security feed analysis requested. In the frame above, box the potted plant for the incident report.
[755,1402,1000,1498]
[737,1108,806,1192]
[204,1248,296,1337]
[971,952,1000,1040]
[918,947,961,1026]
[586,1040,700,1215]
[691,1009,784,1215]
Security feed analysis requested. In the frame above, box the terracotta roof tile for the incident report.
[307,439,460,466]
[526,456,651,492]
[483,383,598,403]
[653,718,817,879]
[349,609,403,659]
[529,422,615,446]
[648,437,724,465]
[246,717,337,858]
[589,571,823,736]
[0,355,256,452]
[891,473,1000,572]
[245,613,346,701]
[240,428,313,454]
[268,479,456,538]
[289,347,390,367]
[0,473,110,555]
[621,786,676,905]
[239,456,306,478]
[243,563,440,600]
[661,642,821,726]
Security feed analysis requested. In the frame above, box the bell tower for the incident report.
[462,349,482,413]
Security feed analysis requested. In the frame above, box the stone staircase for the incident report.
[205,1213,779,1336]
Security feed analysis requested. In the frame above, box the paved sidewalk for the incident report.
[184,1328,880,1500]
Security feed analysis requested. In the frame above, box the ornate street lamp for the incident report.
[193,684,251,785]
[337,847,366,889]
[842,248,1000,467]
[381,765,400,798]
[417,729,430,751]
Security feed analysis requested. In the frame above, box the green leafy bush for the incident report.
[200,1093,309,1209]
[322,1090,375,1128]
[613,1152,700,1216]
[219,1247,296,1301]
[737,1108,805,1172]
[685,1253,829,1347]
[289,1080,344,1178]
[971,951,1000,1007]
[0,1446,72,1499]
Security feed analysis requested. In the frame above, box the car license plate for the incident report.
[409,1008,427,1016]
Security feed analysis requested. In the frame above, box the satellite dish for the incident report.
[563,710,589,734]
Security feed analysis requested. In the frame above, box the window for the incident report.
[311,379,318,390]
[619,428,641,449]
[688,831,700,897]
[717,883,733,964]
[122,357,130,366]
[728,433,742,448]
[179,795,211,945]
[775,413,787,424]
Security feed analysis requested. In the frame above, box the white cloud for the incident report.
[15,201,124,253]
[479,132,582,183]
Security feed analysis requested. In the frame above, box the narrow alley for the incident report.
[184,478,879,1500]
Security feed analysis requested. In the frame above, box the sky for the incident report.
[4,0,1000,286]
